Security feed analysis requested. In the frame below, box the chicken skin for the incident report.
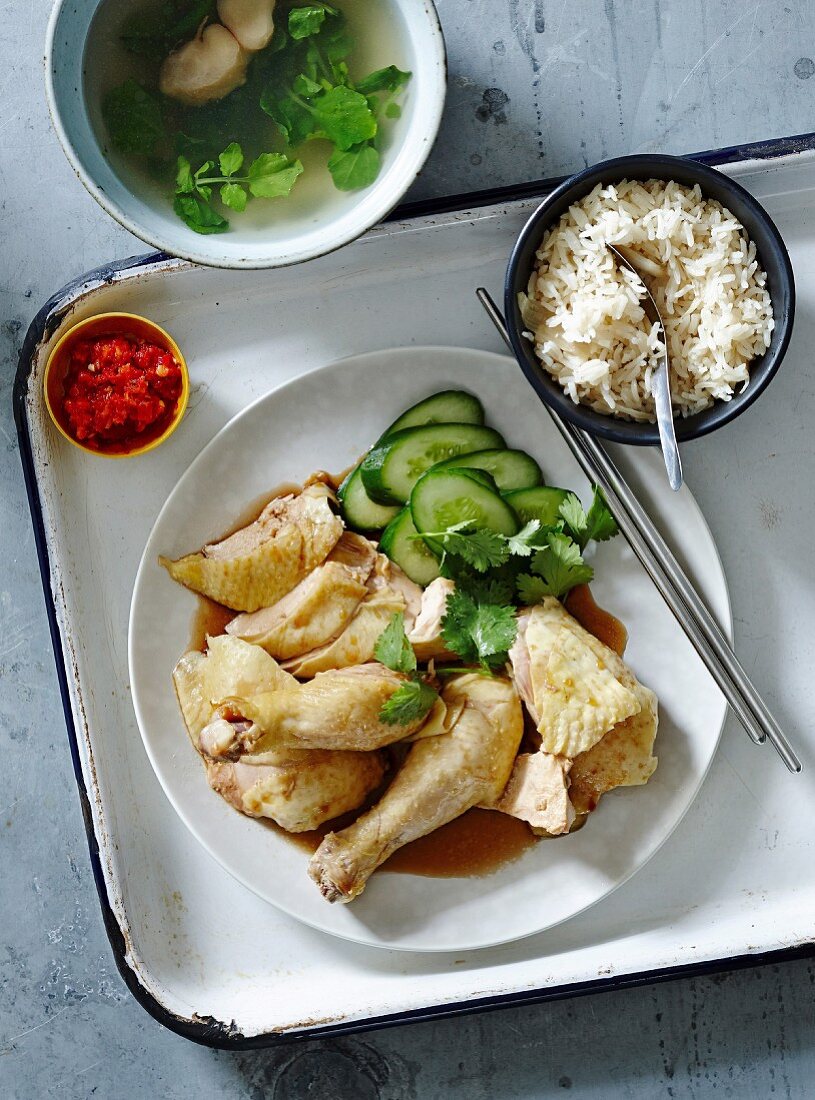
[160,483,343,612]
[407,577,456,661]
[308,673,524,903]
[225,533,377,659]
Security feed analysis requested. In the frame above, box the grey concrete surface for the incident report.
[3,0,815,1096]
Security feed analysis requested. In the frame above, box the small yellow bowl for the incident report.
[44,312,189,458]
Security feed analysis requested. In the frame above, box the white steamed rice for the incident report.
[519,179,775,421]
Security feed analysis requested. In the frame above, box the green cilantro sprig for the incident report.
[559,487,619,549]
[374,612,440,725]
[441,587,518,671]
[174,143,303,234]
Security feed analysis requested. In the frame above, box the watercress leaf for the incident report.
[584,486,619,544]
[194,159,215,181]
[218,141,244,177]
[374,611,416,674]
[528,532,594,598]
[247,153,304,198]
[260,86,317,145]
[288,4,335,39]
[220,182,248,212]
[379,678,439,726]
[293,73,322,97]
[356,65,412,94]
[385,102,402,119]
[173,194,229,235]
[175,155,195,194]
[102,80,164,156]
[312,85,377,150]
[327,142,380,190]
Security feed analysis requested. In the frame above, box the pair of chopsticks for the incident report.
[477,288,801,774]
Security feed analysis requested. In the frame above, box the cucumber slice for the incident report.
[432,449,543,492]
[361,424,505,505]
[379,508,441,586]
[380,390,484,439]
[411,468,519,538]
[504,486,570,527]
[338,465,400,531]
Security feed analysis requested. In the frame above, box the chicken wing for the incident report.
[224,533,377,659]
[282,554,423,678]
[172,633,295,744]
[160,483,343,612]
[308,673,524,902]
[210,663,429,754]
[174,634,386,829]
[508,598,642,758]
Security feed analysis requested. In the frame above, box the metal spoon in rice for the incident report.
[607,244,683,491]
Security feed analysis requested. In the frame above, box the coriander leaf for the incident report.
[356,65,412,94]
[380,678,438,726]
[516,573,552,605]
[441,589,517,670]
[220,182,248,212]
[327,142,380,190]
[175,155,194,194]
[584,486,619,544]
[558,492,588,546]
[247,154,304,198]
[506,520,544,557]
[559,487,619,549]
[526,532,594,599]
[102,80,164,156]
[442,529,510,573]
[219,142,244,177]
[173,194,229,235]
[289,3,336,39]
[312,85,377,150]
[459,573,516,607]
[374,612,416,674]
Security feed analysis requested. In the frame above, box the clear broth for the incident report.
[83,0,411,231]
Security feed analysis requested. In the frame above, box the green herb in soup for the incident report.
[97,0,411,233]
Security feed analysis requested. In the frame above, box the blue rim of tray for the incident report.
[14,130,815,1049]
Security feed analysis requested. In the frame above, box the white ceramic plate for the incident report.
[129,347,730,952]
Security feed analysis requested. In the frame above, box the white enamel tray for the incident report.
[129,346,728,952]
[16,140,815,1043]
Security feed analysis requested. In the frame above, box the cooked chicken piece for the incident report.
[569,684,658,814]
[484,752,575,836]
[407,577,456,661]
[205,747,384,832]
[210,663,428,755]
[159,22,249,105]
[508,598,642,758]
[173,633,295,743]
[308,673,524,902]
[282,553,423,678]
[404,694,466,741]
[218,0,276,51]
[173,634,383,829]
[160,484,343,612]
[224,533,377,659]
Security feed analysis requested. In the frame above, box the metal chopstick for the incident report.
[476,288,802,774]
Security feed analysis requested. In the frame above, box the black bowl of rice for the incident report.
[504,153,794,444]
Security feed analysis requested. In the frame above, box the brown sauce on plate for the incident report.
[180,478,626,880]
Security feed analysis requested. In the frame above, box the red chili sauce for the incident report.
[61,334,183,453]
